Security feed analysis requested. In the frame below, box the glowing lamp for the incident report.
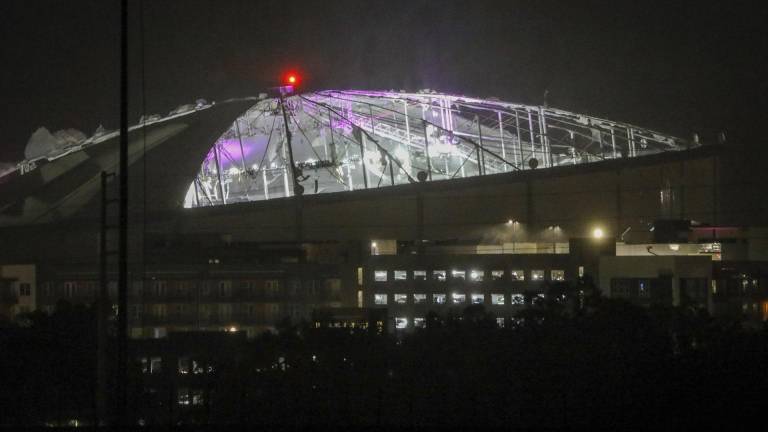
[592,227,604,239]
[284,73,300,87]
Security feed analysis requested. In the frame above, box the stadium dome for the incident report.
[184,90,692,207]
[0,90,693,226]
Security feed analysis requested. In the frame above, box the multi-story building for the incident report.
[32,258,347,338]
[362,248,578,330]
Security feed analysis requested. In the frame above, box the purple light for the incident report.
[204,136,271,170]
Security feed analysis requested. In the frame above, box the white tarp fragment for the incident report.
[24,127,58,160]
[24,127,86,160]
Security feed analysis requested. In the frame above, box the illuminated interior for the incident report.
[183,90,691,207]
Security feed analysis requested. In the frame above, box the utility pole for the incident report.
[117,0,129,426]
[277,82,304,244]
[97,171,117,426]
[278,92,301,197]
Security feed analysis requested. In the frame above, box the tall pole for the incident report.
[96,171,110,426]
[279,93,298,191]
[117,0,129,426]
[279,92,303,241]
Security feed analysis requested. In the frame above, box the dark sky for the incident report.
[1,0,766,162]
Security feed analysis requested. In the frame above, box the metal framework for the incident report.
[184,90,693,207]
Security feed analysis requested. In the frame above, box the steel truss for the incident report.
[184,90,692,208]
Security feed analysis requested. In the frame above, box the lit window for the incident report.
[178,357,190,375]
[551,270,565,281]
[374,271,388,282]
[452,293,466,304]
[191,390,205,406]
[510,294,525,305]
[578,266,585,278]
[374,294,387,305]
[394,270,407,281]
[638,280,650,298]
[496,317,505,328]
[451,270,466,280]
[414,270,427,281]
[534,293,545,304]
[433,270,446,281]
[178,388,190,406]
[150,357,162,374]
[531,270,544,281]
[394,294,408,304]
[395,317,408,329]
[471,294,484,304]
[469,270,484,282]
[432,293,446,304]
[491,270,504,281]
[414,317,426,328]
[413,293,427,304]
[491,294,505,305]
[510,270,525,281]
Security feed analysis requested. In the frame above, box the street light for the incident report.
[592,227,604,239]
[547,225,560,253]
[506,219,518,253]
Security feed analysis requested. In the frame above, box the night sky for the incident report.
[1,0,766,163]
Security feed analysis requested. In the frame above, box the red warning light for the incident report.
[283,72,300,87]
[278,71,301,95]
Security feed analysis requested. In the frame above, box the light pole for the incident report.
[548,225,558,253]
[506,219,518,253]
